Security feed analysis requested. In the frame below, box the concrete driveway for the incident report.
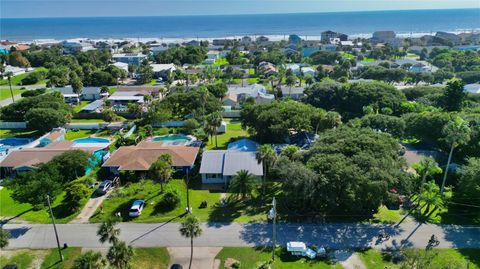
[168,247,222,269]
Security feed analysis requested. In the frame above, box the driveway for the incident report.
[168,247,221,269]
[69,191,111,224]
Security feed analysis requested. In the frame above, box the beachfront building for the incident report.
[102,141,199,174]
[112,53,148,65]
[199,139,263,186]
[321,30,348,43]
[62,41,95,54]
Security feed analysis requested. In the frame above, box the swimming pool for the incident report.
[74,137,111,144]
[0,137,31,152]
[152,135,192,143]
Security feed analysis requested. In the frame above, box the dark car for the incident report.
[3,265,18,269]
[170,264,183,269]
[96,180,112,195]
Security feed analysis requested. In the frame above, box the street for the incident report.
[3,221,480,249]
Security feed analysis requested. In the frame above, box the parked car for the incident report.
[129,200,145,217]
[170,265,183,269]
[96,180,112,195]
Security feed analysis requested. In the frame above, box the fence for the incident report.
[0,122,27,129]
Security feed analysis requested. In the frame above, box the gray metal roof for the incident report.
[199,150,227,174]
[199,150,263,176]
[81,99,104,111]
[223,151,263,176]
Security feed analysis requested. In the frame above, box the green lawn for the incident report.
[0,129,40,139]
[0,88,25,100]
[70,118,107,123]
[132,247,170,269]
[213,57,229,66]
[370,205,406,224]
[64,129,97,140]
[358,248,480,269]
[72,101,91,113]
[340,52,355,59]
[216,247,344,269]
[89,179,221,223]
[0,187,89,223]
[0,250,36,269]
[144,79,158,86]
[0,67,49,86]
[205,120,249,150]
[247,77,260,84]
[40,248,82,269]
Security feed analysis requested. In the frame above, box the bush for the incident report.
[20,88,47,97]
[21,70,46,85]
[155,191,180,212]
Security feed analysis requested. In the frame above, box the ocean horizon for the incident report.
[1,8,479,42]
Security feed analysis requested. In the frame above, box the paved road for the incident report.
[3,222,480,249]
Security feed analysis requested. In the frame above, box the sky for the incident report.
[1,0,479,18]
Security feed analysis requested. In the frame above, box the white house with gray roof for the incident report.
[199,139,263,187]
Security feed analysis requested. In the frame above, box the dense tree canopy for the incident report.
[154,46,207,65]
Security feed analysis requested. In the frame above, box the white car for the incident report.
[128,200,145,217]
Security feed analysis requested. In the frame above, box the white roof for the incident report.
[151,63,176,72]
[199,150,263,176]
[112,62,129,68]
[464,83,480,94]
[287,242,307,252]
[112,53,147,58]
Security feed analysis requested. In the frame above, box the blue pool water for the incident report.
[0,138,31,152]
[152,135,191,143]
[74,137,110,144]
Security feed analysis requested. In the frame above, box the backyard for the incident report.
[205,119,249,150]
[0,129,39,139]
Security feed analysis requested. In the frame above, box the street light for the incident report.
[268,197,277,261]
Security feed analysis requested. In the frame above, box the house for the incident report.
[102,141,199,174]
[302,47,320,57]
[108,91,144,106]
[258,61,278,77]
[0,140,106,174]
[372,31,396,43]
[151,63,176,80]
[185,40,200,46]
[288,35,302,45]
[112,53,148,65]
[225,84,274,107]
[240,36,252,46]
[321,31,348,42]
[281,87,305,100]
[409,62,435,73]
[285,64,315,77]
[39,128,65,147]
[0,65,26,76]
[80,99,104,113]
[321,44,338,52]
[54,86,106,102]
[200,139,262,186]
[464,83,480,94]
[62,41,94,54]
[112,62,129,72]
[150,43,169,54]
[117,86,161,98]
[436,32,461,45]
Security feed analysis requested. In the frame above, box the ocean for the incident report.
[1,9,479,42]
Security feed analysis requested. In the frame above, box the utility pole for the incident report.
[47,195,63,261]
[185,167,191,213]
[268,197,277,261]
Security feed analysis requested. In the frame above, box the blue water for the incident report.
[1,9,479,41]
[0,138,31,147]
[74,137,110,143]
[85,150,106,175]
[153,135,191,142]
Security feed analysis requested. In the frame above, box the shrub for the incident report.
[156,191,180,212]
[21,88,47,97]
[64,183,90,212]
[21,70,46,85]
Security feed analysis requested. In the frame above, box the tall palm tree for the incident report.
[97,219,120,245]
[149,154,174,193]
[72,250,106,269]
[106,241,134,269]
[417,181,445,215]
[205,112,223,148]
[229,170,257,200]
[412,156,442,189]
[256,145,276,195]
[441,118,471,193]
[179,215,203,269]
[5,71,14,102]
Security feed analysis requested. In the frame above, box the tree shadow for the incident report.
[2,226,30,239]
[129,212,187,245]
[0,209,33,225]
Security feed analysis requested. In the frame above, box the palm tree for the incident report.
[256,145,276,195]
[106,241,134,269]
[412,156,442,189]
[0,228,10,249]
[417,181,445,215]
[97,219,120,245]
[205,112,223,148]
[229,170,257,200]
[179,215,203,269]
[5,71,14,102]
[149,154,174,193]
[441,118,471,193]
[72,250,106,269]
